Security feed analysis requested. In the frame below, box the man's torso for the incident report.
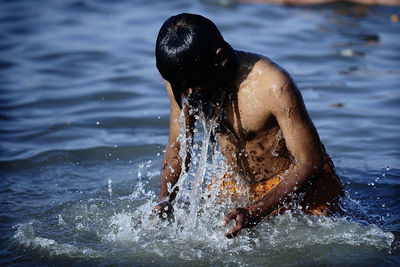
[218,51,299,184]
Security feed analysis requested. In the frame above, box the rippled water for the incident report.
[1,0,399,266]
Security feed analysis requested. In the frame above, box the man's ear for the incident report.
[216,48,228,67]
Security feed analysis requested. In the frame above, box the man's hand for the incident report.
[222,207,259,238]
[153,201,174,219]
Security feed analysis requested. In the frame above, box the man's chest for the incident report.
[221,101,277,140]
[218,112,291,182]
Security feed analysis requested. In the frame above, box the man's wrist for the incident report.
[246,204,260,221]
[247,199,271,222]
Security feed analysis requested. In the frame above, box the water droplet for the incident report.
[58,214,66,225]
[108,178,113,198]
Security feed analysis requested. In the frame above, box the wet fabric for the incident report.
[208,149,344,216]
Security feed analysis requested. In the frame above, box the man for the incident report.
[154,13,344,238]
[239,0,400,6]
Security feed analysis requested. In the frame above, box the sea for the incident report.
[1,0,399,266]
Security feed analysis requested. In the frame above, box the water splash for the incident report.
[13,205,395,265]
[271,129,283,157]
[11,107,397,265]
[107,178,112,199]
[187,117,214,225]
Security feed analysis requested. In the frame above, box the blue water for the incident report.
[1,0,399,266]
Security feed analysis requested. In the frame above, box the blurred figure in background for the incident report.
[239,0,400,6]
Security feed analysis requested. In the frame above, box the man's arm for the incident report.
[223,78,323,237]
[155,82,193,216]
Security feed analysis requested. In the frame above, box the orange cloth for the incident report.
[207,150,344,216]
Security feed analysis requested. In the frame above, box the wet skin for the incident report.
[157,50,340,237]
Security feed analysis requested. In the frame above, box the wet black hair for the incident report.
[155,13,237,108]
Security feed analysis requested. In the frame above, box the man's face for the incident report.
[184,85,220,119]
[185,86,205,106]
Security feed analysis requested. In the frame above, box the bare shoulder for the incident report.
[255,55,294,93]
[237,51,300,110]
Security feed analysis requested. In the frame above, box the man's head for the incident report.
[155,13,237,113]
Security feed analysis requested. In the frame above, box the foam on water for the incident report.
[12,108,395,265]
[13,220,102,259]
[13,207,394,264]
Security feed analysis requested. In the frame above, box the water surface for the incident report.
[1,0,399,266]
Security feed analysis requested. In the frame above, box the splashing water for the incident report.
[158,102,231,235]
[11,105,396,265]
[108,178,113,199]
[187,117,213,226]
